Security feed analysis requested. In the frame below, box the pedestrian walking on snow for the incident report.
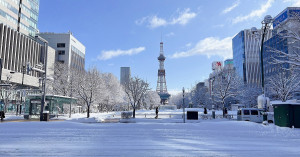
[155,107,159,119]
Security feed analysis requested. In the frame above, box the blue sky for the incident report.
[38,0,299,94]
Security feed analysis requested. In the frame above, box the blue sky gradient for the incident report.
[38,0,299,94]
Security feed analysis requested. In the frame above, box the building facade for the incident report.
[0,0,39,37]
[263,7,300,98]
[38,32,86,72]
[120,67,130,85]
[0,23,55,87]
[232,29,272,86]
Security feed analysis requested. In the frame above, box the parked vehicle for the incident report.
[237,108,263,123]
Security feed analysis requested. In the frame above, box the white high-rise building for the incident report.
[232,29,272,86]
[38,32,86,72]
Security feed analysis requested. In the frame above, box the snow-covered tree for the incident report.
[76,67,102,118]
[0,75,17,113]
[212,68,242,110]
[270,11,300,69]
[266,68,300,102]
[50,63,80,117]
[190,84,208,108]
[142,91,160,110]
[123,77,150,118]
[169,93,182,109]
[238,85,261,108]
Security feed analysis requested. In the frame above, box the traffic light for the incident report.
[26,62,31,75]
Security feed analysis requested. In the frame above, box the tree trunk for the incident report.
[133,108,135,118]
[87,105,90,118]
[222,101,225,118]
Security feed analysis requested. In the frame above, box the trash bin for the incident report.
[187,111,198,120]
[41,111,49,121]
[273,102,300,128]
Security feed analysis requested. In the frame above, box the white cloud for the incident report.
[293,1,300,6]
[232,0,274,24]
[148,16,168,28]
[98,47,146,60]
[284,0,300,6]
[185,43,192,47]
[170,8,197,25]
[222,0,240,14]
[170,36,233,59]
[135,8,196,29]
[166,32,175,37]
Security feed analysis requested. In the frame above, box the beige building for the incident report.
[0,23,55,88]
[0,0,39,37]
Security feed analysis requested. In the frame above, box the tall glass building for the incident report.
[263,7,300,97]
[120,67,131,85]
[232,29,272,86]
[0,0,39,37]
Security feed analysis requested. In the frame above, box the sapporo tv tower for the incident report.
[156,41,170,104]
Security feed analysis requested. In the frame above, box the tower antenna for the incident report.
[156,41,170,105]
[161,32,162,42]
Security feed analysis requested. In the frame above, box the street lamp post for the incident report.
[251,15,273,112]
[35,35,48,121]
[19,64,25,115]
[182,87,185,123]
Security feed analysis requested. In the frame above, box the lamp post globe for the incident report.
[263,15,273,24]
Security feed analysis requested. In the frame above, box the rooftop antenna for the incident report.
[161,32,162,42]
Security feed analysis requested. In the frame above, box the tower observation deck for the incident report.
[156,42,170,104]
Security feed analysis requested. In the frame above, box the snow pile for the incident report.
[2,114,24,120]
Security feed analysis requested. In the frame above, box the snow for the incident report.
[271,100,300,105]
[1,109,300,156]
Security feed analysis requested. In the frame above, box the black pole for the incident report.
[40,41,48,121]
[183,88,185,123]
[0,58,2,83]
[260,23,267,95]
[19,65,25,115]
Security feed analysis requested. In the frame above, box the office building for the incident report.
[0,0,39,37]
[224,59,234,70]
[232,29,272,86]
[0,23,55,87]
[263,7,300,97]
[264,7,300,77]
[38,32,86,72]
[120,67,130,85]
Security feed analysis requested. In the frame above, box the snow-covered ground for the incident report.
[1,120,300,156]
[1,109,300,156]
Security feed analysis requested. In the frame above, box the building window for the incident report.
[57,43,65,48]
[58,50,65,55]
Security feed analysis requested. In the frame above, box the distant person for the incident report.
[204,108,207,114]
[155,107,159,119]
[223,107,228,118]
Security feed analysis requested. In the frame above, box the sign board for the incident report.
[212,61,223,71]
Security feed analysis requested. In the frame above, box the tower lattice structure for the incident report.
[156,42,170,104]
